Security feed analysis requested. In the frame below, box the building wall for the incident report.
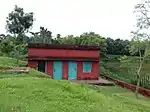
[28,46,100,80]
[28,48,100,59]
[29,60,99,80]
[77,61,99,80]
[62,61,68,80]
[46,61,53,78]
[28,61,37,69]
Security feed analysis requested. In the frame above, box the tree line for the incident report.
[0,5,132,58]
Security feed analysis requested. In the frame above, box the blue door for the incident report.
[53,61,62,80]
[68,62,77,80]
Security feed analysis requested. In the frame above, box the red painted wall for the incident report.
[62,61,68,80]
[28,47,100,80]
[28,60,99,80]
[45,61,69,80]
[77,61,99,80]
[28,48,99,59]
[46,61,53,78]
[28,61,37,69]
[28,57,99,61]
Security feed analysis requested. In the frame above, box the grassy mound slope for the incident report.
[0,69,49,78]
[0,56,49,78]
[0,57,27,69]
[0,78,149,112]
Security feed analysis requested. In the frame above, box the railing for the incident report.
[102,73,150,89]
[139,75,150,89]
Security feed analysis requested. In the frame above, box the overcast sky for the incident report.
[0,0,142,40]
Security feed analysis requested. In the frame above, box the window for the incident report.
[38,61,46,73]
[83,62,92,73]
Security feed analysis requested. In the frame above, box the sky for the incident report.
[0,0,142,40]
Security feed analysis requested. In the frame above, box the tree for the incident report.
[9,44,27,63]
[131,0,150,98]
[106,38,130,55]
[106,38,115,54]
[79,32,107,57]
[130,31,150,98]
[58,32,107,57]
[79,32,106,45]
[58,35,76,44]
[6,5,34,42]
[29,27,53,44]
[56,34,61,38]
[52,34,61,44]
[0,38,15,56]
[0,34,6,42]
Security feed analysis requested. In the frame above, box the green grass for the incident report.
[0,57,27,69]
[0,78,149,112]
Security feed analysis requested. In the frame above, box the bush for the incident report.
[106,55,121,62]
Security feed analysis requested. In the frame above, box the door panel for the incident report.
[38,61,46,73]
[68,62,77,80]
[53,61,62,80]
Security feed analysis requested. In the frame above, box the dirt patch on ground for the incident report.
[0,67,29,73]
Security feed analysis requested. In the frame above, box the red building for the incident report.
[28,43,100,80]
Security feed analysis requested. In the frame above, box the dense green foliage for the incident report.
[106,38,130,55]
[0,34,27,59]
[29,27,53,44]
[57,32,107,57]
[0,30,133,59]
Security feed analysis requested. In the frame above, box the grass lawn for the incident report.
[0,77,150,112]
